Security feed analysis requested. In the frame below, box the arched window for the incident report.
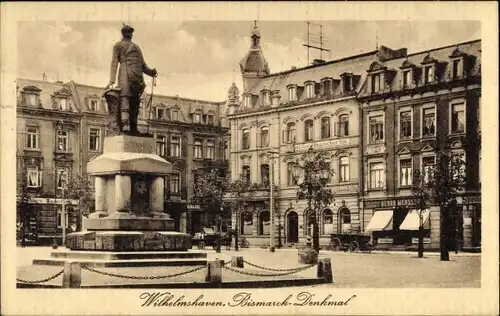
[242,129,250,150]
[338,208,351,233]
[260,126,269,148]
[240,211,253,235]
[321,117,331,139]
[339,156,350,182]
[260,164,269,186]
[336,114,349,137]
[323,209,334,235]
[284,122,296,143]
[304,119,314,141]
[259,211,270,235]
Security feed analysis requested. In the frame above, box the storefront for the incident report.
[458,193,481,249]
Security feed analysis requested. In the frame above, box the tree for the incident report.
[191,168,229,253]
[427,151,467,261]
[225,174,259,251]
[17,169,37,247]
[293,148,335,253]
[410,169,433,258]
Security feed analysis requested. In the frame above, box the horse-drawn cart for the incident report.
[327,233,374,253]
[192,227,235,250]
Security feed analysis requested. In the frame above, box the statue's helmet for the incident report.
[121,24,135,35]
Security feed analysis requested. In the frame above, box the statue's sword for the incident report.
[146,76,156,135]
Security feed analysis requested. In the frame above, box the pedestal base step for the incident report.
[50,250,207,260]
[33,258,207,268]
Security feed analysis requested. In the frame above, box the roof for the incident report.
[17,78,78,112]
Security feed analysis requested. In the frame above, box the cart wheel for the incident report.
[327,238,342,251]
[197,241,205,249]
[212,244,217,250]
[348,241,360,252]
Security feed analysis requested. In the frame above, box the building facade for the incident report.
[227,23,481,250]
[16,78,229,244]
[358,40,481,250]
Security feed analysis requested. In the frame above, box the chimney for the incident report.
[313,59,326,65]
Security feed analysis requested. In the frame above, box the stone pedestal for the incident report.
[298,246,319,264]
[65,135,191,252]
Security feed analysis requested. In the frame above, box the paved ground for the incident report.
[16,246,480,288]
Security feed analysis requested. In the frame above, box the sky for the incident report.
[17,21,480,102]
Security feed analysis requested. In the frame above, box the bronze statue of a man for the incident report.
[106,25,157,135]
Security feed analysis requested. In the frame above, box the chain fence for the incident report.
[81,265,206,280]
[223,262,317,277]
[16,269,64,284]
[243,260,315,272]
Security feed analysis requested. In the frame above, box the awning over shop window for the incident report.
[399,209,431,230]
[365,210,393,231]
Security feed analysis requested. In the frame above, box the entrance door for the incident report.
[287,211,299,243]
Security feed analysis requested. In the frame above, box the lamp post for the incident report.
[60,172,68,246]
[267,151,279,253]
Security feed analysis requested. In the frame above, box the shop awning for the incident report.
[365,210,393,231]
[399,209,431,230]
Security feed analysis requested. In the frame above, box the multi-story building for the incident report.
[16,78,229,244]
[226,23,409,248]
[358,40,481,251]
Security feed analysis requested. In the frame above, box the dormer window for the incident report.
[207,114,214,125]
[89,100,99,112]
[402,70,412,88]
[305,82,315,99]
[341,74,353,93]
[194,113,201,123]
[371,74,381,93]
[321,78,333,96]
[261,90,271,106]
[271,91,281,106]
[451,59,461,79]
[156,107,165,120]
[57,98,68,110]
[171,110,179,121]
[243,94,251,108]
[22,86,42,107]
[287,86,297,102]
[26,94,38,106]
[424,65,434,84]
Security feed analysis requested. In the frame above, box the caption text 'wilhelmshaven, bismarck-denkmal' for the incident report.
[139,291,357,307]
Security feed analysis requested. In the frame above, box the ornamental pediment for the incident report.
[23,85,42,93]
[420,144,435,152]
[397,146,411,155]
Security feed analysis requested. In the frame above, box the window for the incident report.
[403,70,412,87]
[339,157,349,182]
[156,135,166,156]
[422,156,435,184]
[323,80,332,96]
[242,129,250,150]
[305,84,314,99]
[223,141,229,160]
[57,208,69,229]
[170,174,180,194]
[56,167,68,189]
[241,211,253,235]
[26,166,41,188]
[260,164,270,186]
[207,115,214,125]
[343,75,352,92]
[262,92,271,106]
[271,94,280,106]
[372,74,381,92]
[56,130,69,151]
[171,110,179,121]
[399,110,412,140]
[451,152,466,180]
[321,117,331,139]
[287,162,296,186]
[57,98,68,110]
[89,100,98,111]
[170,136,181,158]
[422,108,436,137]
[337,115,349,137]
[194,139,203,159]
[323,209,334,234]
[206,140,215,159]
[369,162,385,189]
[259,211,270,235]
[156,107,165,120]
[26,127,39,149]
[424,66,434,84]
[304,120,314,141]
[194,113,201,123]
[260,126,269,148]
[284,122,296,143]
[452,59,460,79]
[244,95,251,108]
[26,94,38,106]
[89,128,101,151]
[369,116,384,143]
[242,166,251,184]
[399,158,412,187]
[288,87,296,102]
[451,103,465,133]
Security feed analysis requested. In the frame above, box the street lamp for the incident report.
[267,151,279,253]
[59,171,68,247]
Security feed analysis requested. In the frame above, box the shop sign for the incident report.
[378,238,393,244]
[411,238,431,244]
[294,138,350,151]
[363,197,418,209]
[462,195,481,204]
[23,198,79,205]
